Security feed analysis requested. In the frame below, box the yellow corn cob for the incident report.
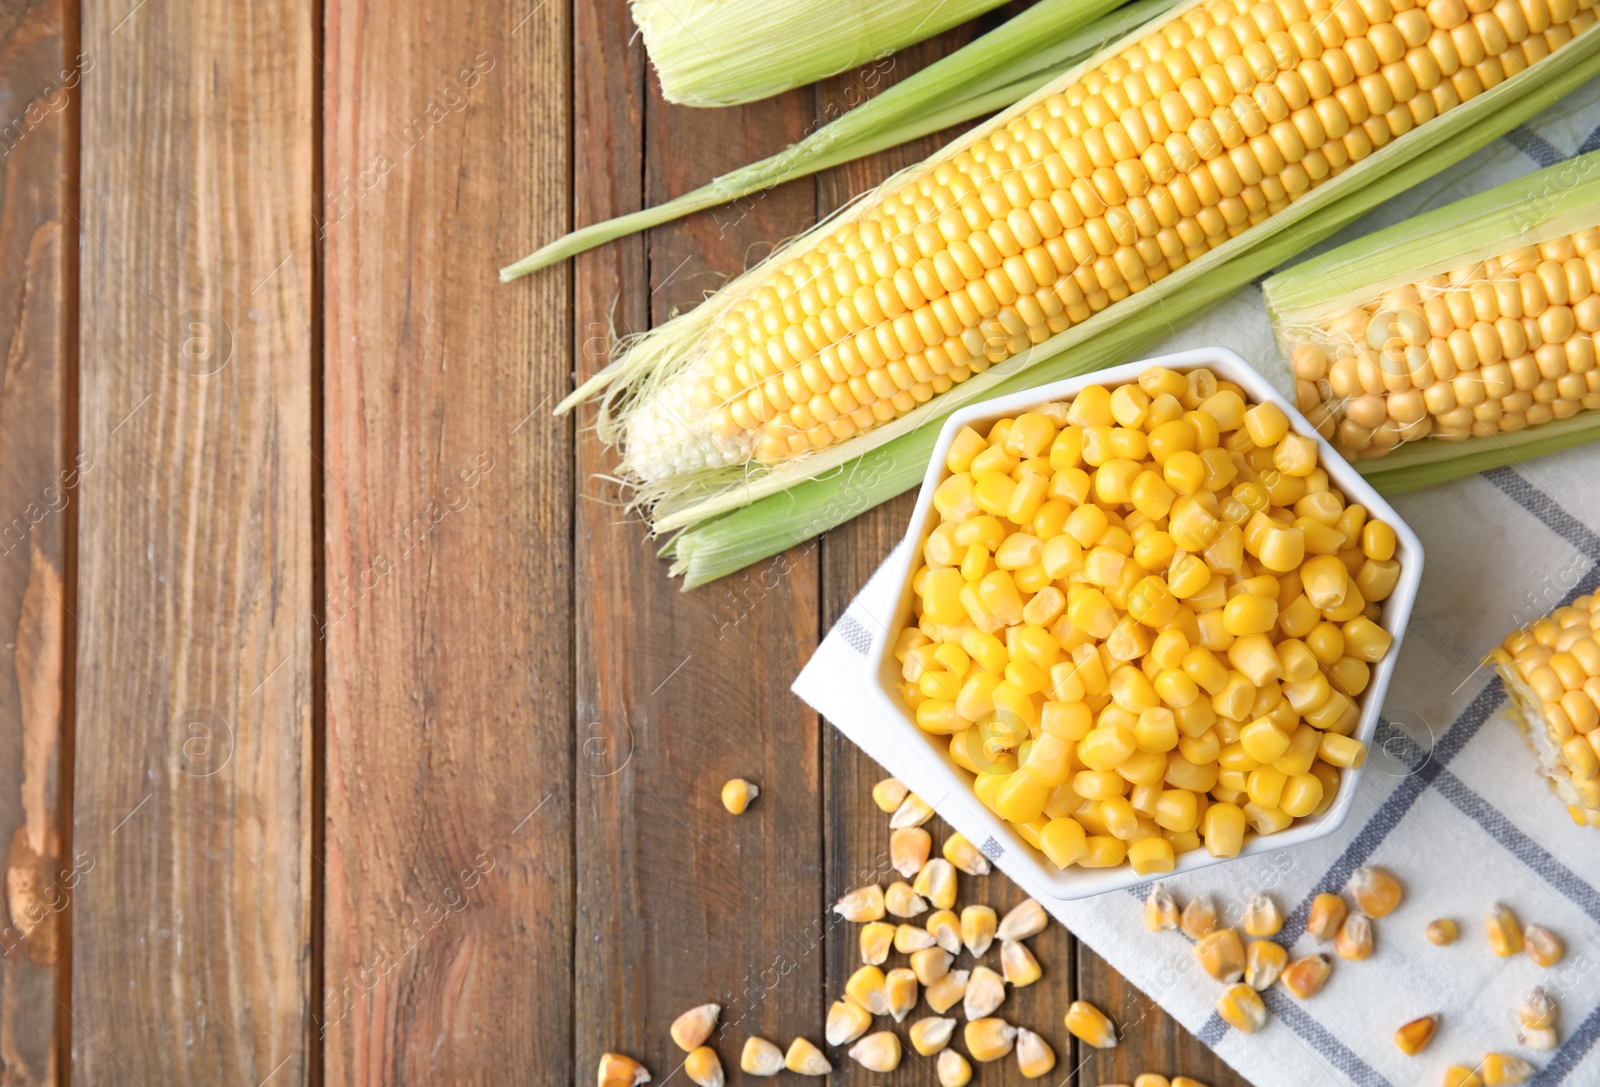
[1064,1000,1118,1048]
[685,1047,724,1087]
[848,1031,903,1073]
[616,0,1600,487]
[740,1037,784,1077]
[911,1016,958,1056]
[598,1053,651,1087]
[965,1018,1020,1062]
[1490,593,1600,828]
[1394,1014,1439,1056]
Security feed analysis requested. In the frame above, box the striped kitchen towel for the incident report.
[793,84,1600,1087]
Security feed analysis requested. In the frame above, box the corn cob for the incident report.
[1490,591,1600,827]
[1266,148,1600,468]
[565,0,1600,589]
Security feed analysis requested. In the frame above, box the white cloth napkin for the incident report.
[794,82,1600,1087]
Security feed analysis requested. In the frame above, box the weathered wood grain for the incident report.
[318,1,574,1084]
[71,0,314,1081]
[571,1,826,1077]
[0,0,71,1081]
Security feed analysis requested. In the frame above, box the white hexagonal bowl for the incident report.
[864,347,1425,900]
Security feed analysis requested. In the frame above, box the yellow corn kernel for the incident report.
[909,1016,957,1057]
[860,921,895,965]
[1244,894,1283,937]
[1524,925,1564,967]
[1202,801,1247,859]
[1394,1014,1439,1056]
[892,826,932,877]
[964,1018,1019,1062]
[721,778,760,813]
[834,884,885,923]
[1487,903,1524,956]
[872,776,909,813]
[1479,1053,1534,1085]
[848,1031,901,1073]
[1145,883,1180,932]
[943,831,991,875]
[937,1049,972,1087]
[1279,771,1325,818]
[1515,986,1559,1051]
[890,793,934,828]
[1348,866,1403,918]
[961,904,998,959]
[1307,894,1347,941]
[1230,635,1284,686]
[999,939,1041,988]
[598,1053,651,1087]
[994,898,1046,942]
[1064,1000,1117,1049]
[1425,918,1457,946]
[784,1038,832,1076]
[1281,954,1333,999]
[1343,617,1395,662]
[913,858,958,910]
[884,967,918,1022]
[1134,1077,1172,1087]
[845,965,889,1016]
[1195,929,1246,983]
[895,922,936,954]
[963,964,1006,1021]
[925,969,969,1015]
[1241,718,1292,764]
[740,1037,784,1077]
[884,880,927,919]
[1319,732,1368,769]
[1015,1029,1056,1079]
[1336,912,1374,961]
[1129,836,1176,875]
[671,1004,721,1052]
[1443,1067,1485,1087]
[1245,939,1288,991]
[1217,983,1269,1034]
[685,1047,723,1087]
[912,946,954,986]
[1181,893,1219,940]
[1037,815,1088,868]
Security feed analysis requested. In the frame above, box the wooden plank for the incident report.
[71,0,313,1081]
[570,0,824,1077]
[318,1,573,1083]
[0,0,71,1081]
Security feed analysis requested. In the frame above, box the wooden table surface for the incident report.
[0,0,1256,1083]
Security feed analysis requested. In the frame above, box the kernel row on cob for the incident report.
[1263,147,1600,477]
[561,0,1600,589]
[896,364,1400,874]
[1489,589,1600,826]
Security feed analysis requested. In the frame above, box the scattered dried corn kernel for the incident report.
[1480,1053,1534,1085]
[885,880,927,918]
[834,884,884,922]
[671,1004,719,1052]
[892,827,932,877]
[926,968,968,1014]
[1002,939,1042,987]
[1195,929,1246,984]
[1244,894,1283,937]
[1064,1000,1117,1049]
[997,898,1048,941]
[885,967,918,1022]
[910,1016,957,1056]
[1016,1029,1056,1079]
[1349,866,1403,918]
[845,965,888,1016]
[1306,894,1347,941]
[1394,1014,1439,1056]
[1444,1066,1484,1087]
[926,908,961,955]
[740,1037,783,1077]
[598,1053,650,1087]
[938,1049,972,1087]
[860,921,893,965]
[848,1031,902,1073]
[1217,983,1268,1034]
[1281,954,1332,999]
[1514,987,1559,1050]
[1336,913,1374,961]
[1146,883,1180,932]
[895,922,935,954]
[1244,940,1287,991]
[1487,903,1524,957]
[1181,894,1219,940]
[964,965,1006,1020]
[1134,1077,1172,1087]
[1524,925,1564,967]
[962,905,997,957]
[965,1018,1019,1063]
[826,997,871,1046]
[872,777,909,813]
[1426,919,1458,946]
[685,1047,723,1087]
[912,946,954,986]
[914,857,958,909]
[891,794,934,829]
[721,778,759,814]
[943,832,991,875]
[784,1038,831,1076]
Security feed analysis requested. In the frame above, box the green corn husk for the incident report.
[633,0,1011,108]
[502,0,1181,280]
[1264,148,1600,485]
[574,0,1600,589]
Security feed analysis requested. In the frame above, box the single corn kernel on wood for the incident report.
[834,884,885,922]
[1244,940,1288,991]
[784,1038,832,1076]
[685,1047,724,1087]
[845,965,889,1016]
[1281,954,1333,999]
[1001,939,1042,987]
[740,1037,784,1077]
[1336,913,1375,961]
[1306,894,1348,941]
[1134,1077,1172,1087]
[885,967,919,1022]
[1171,1079,1212,1087]
[1217,983,1269,1034]
[598,1053,651,1087]
[1244,894,1283,937]
[1064,1000,1117,1049]
[895,922,937,954]
[913,857,958,909]
[891,794,934,829]
[913,946,955,986]
[1524,925,1565,967]
[1145,883,1179,931]
[860,921,894,965]
[827,997,872,1046]
[1349,866,1403,918]
[848,1031,902,1073]
[1016,1029,1056,1079]
[962,905,997,956]
[926,909,962,955]
[1444,1067,1485,1087]
[892,826,933,877]
[885,880,928,918]
[964,965,1007,1020]
[1394,1014,1439,1056]
[944,832,992,875]
[938,1048,973,1087]
[1181,893,1219,940]
[1480,1053,1535,1085]
[873,777,909,813]
[1426,919,1458,946]
[910,1016,957,1056]
[670,1004,720,1052]
[1487,903,1525,956]
[997,898,1048,941]
[965,1018,1019,1063]
[926,969,969,1015]
[1194,929,1246,984]
[721,778,759,814]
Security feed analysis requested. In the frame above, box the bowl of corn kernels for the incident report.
[865,347,1425,899]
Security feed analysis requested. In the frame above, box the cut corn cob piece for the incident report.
[835,884,886,922]
[598,1053,651,1087]
[1001,939,1042,987]
[1016,1029,1056,1079]
[740,1037,784,1077]
[1194,929,1246,984]
[1244,894,1282,937]
[938,1048,974,1087]
[1266,149,1600,468]
[966,1018,1019,1062]
[1244,939,1287,990]
[1217,983,1268,1034]
[861,921,894,965]
[927,908,963,954]
[784,1038,832,1076]
[1394,1014,1439,1056]
[963,905,998,956]
[1426,918,1457,946]
[1486,903,1524,956]
[848,1031,903,1073]
[685,1047,723,1087]
[997,898,1047,941]
[927,969,970,1014]
[1280,954,1332,999]
[827,997,872,1046]
[965,966,1008,1020]
[873,776,910,813]
[565,0,1600,590]
[892,826,933,877]
[1524,925,1564,966]
[671,1005,721,1052]
[1146,883,1180,931]
[1349,866,1402,917]
[944,832,992,875]
[1490,592,1600,828]
[911,1016,958,1056]
[1064,1000,1117,1049]
[721,778,759,814]
[1480,1053,1535,1086]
